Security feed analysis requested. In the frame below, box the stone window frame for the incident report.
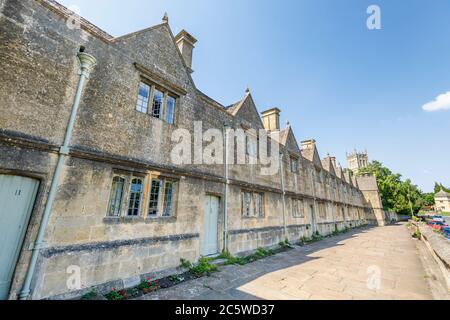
[317,201,327,219]
[146,174,179,220]
[105,171,147,220]
[135,79,179,125]
[290,155,299,174]
[244,128,258,163]
[241,190,265,219]
[105,171,179,222]
[127,176,145,217]
[291,197,305,218]
[106,175,127,217]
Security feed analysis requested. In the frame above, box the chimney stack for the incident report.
[175,30,197,73]
[261,108,281,132]
[301,139,316,150]
[330,156,337,169]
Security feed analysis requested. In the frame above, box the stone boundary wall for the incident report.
[414,222,450,291]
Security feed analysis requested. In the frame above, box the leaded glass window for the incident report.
[162,180,174,217]
[107,176,125,216]
[166,95,175,124]
[136,82,150,113]
[128,178,143,216]
[152,89,163,119]
[148,179,161,217]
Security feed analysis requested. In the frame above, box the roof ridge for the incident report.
[38,0,114,41]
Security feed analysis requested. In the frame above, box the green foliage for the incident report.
[358,161,423,215]
[189,257,218,277]
[278,239,291,249]
[434,183,450,194]
[138,280,159,291]
[299,231,324,246]
[168,274,184,284]
[311,232,324,242]
[332,226,350,236]
[180,258,193,269]
[412,230,422,239]
[299,236,309,245]
[105,287,141,300]
[220,247,276,266]
[254,247,273,258]
[418,192,435,207]
[219,251,243,265]
[80,289,97,300]
[105,289,125,300]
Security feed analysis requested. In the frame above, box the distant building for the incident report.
[435,190,450,213]
[347,150,369,172]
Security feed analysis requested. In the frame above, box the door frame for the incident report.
[0,170,44,299]
[201,193,222,257]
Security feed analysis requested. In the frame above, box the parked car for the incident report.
[441,227,450,239]
[429,221,448,231]
[432,215,445,222]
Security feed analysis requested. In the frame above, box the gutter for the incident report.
[223,124,230,252]
[19,50,96,300]
[280,153,288,239]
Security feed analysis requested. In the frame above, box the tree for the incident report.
[418,192,435,207]
[434,182,450,194]
[357,161,422,215]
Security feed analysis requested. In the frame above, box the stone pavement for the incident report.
[137,223,433,300]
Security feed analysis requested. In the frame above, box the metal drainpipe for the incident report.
[19,51,97,300]
[279,153,287,239]
[223,124,230,252]
[310,171,317,234]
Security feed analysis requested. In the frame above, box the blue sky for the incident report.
[59,0,450,192]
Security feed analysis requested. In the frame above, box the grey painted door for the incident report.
[0,175,39,300]
[201,195,219,256]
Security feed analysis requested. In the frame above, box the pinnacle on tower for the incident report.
[162,12,169,23]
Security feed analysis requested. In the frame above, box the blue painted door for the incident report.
[0,175,39,300]
[201,196,219,256]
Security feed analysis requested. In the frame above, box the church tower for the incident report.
[347,150,369,172]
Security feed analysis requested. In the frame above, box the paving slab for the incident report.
[137,224,434,300]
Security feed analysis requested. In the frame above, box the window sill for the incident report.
[146,216,177,223]
[136,111,176,127]
[123,216,145,223]
[242,216,265,220]
[103,216,121,224]
[103,216,145,224]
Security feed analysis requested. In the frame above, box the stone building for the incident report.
[347,150,369,172]
[0,0,386,300]
[435,190,450,213]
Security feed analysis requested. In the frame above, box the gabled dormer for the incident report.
[226,89,264,130]
[321,156,336,176]
[301,139,322,169]
[344,171,354,187]
[112,14,195,93]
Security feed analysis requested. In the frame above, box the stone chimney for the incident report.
[330,156,337,169]
[175,30,197,72]
[261,108,281,132]
[301,139,316,150]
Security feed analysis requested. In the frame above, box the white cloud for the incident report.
[422,91,450,112]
